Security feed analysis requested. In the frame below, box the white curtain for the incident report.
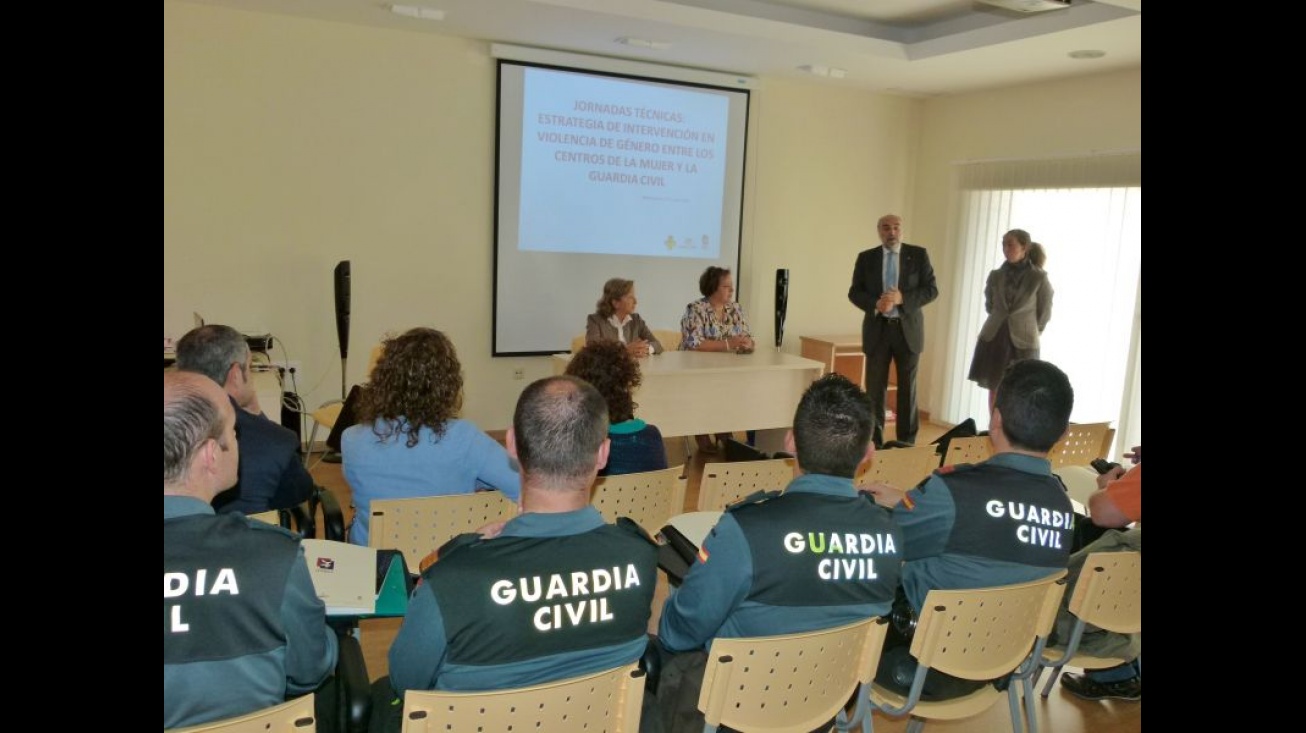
[939,152,1141,456]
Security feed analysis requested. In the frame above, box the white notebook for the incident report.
[300,539,376,616]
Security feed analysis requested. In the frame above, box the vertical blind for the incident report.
[940,152,1141,456]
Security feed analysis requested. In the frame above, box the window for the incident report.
[939,153,1141,455]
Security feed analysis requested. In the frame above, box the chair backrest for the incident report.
[697,458,794,511]
[368,491,518,570]
[1051,464,1100,508]
[590,464,687,536]
[1047,421,1115,469]
[911,571,1067,682]
[1068,551,1141,634]
[571,334,587,353]
[652,328,682,352]
[941,435,994,467]
[858,444,940,491]
[248,510,282,526]
[168,695,316,732]
[698,617,890,733]
[400,663,645,733]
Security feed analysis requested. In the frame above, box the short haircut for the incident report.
[513,376,608,483]
[699,266,731,297]
[994,359,1074,453]
[175,324,249,386]
[792,374,874,478]
[359,327,463,447]
[565,341,641,423]
[595,278,634,318]
[164,376,226,485]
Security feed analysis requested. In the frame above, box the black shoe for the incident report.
[1060,673,1141,702]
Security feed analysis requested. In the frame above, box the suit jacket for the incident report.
[585,312,664,354]
[848,243,938,354]
[977,262,1053,350]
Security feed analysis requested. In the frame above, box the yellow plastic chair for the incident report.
[368,491,518,571]
[401,663,645,733]
[698,617,890,733]
[868,571,1067,733]
[651,328,682,352]
[167,695,315,732]
[591,464,687,537]
[1036,551,1141,697]
[857,444,940,492]
[697,458,794,511]
[1047,422,1115,469]
[941,435,993,467]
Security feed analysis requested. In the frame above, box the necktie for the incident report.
[886,249,898,291]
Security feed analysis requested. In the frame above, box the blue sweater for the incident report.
[341,418,522,546]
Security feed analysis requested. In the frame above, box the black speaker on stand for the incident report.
[323,261,351,464]
[775,268,790,348]
[334,261,352,400]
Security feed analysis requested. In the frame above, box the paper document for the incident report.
[301,539,376,616]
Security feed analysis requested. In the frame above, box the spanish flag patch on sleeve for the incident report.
[697,546,710,563]
[900,493,916,511]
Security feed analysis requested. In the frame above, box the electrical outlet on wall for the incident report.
[513,368,525,380]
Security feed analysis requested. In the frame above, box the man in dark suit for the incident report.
[848,214,938,446]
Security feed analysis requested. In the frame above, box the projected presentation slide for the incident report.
[519,67,728,259]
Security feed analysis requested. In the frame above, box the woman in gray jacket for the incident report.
[967,229,1054,410]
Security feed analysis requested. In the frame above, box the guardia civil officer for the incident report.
[164,371,337,729]
[863,358,1075,701]
[371,376,658,732]
[648,373,902,733]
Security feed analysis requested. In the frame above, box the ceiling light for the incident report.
[389,4,445,21]
[977,0,1071,13]
[1068,49,1107,60]
[798,65,847,78]
[616,37,672,50]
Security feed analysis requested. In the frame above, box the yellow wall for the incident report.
[910,69,1142,406]
[164,0,1139,430]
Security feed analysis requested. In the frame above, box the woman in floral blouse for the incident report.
[679,266,756,453]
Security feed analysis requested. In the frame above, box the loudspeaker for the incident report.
[774,268,790,347]
[334,261,351,361]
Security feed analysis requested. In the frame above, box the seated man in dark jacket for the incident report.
[176,324,315,514]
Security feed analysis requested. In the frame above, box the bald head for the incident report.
[510,376,609,492]
[164,371,238,498]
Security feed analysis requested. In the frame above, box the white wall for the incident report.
[165,2,1139,430]
[164,1,922,430]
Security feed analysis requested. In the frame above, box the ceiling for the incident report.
[175,0,1142,97]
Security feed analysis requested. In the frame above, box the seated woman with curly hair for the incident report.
[565,340,669,476]
[341,327,521,546]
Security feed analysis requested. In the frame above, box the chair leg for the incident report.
[905,718,924,733]
[1006,685,1024,733]
[304,422,322,469]
[1038,667,1063,698]
[1021,677,1038,733]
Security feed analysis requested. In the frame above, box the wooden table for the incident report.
[799,334,896,410]
[551,349,826,438]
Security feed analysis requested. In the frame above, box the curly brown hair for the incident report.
[564,340,641,423]
[356,327,464,447]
